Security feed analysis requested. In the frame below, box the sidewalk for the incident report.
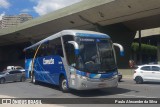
[118,69,134,79]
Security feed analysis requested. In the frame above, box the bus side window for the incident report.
[34,42,50,57]
[49,37,64,57]
[55,45,64,57]
[48,41,55,56]
[36,45,43,57]
[47,46,53,56]
[41,44,48,57]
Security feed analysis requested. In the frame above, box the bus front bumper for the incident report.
[69,74,118,90]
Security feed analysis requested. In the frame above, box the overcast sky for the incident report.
[0,0,82,19]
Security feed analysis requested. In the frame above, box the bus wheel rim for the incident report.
[62,79,67,90]
[33,75,35,83]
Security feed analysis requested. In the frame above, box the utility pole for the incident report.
[157,37,160,64]
[139,30,142,64]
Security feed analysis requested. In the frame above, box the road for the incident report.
[0,78,160,107]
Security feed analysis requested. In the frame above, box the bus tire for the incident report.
[31,73,37,84]
[60,76,69,93]
[29,71,31,78]
[0,78,5,84]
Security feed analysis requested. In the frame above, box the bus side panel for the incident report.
[33,55,66,85]
[25,58,32,78]
[60,58,71,87]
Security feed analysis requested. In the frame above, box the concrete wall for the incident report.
[99,23,136,68]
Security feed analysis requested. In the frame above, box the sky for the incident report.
[0,0,82,20]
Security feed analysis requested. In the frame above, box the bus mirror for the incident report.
[113,43,124,56]
[68,41,79,55]
[71,63,76,67]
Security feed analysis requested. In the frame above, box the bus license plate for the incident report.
[98,83,106,87]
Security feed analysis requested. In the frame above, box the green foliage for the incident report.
[131,42,157,55]
[131,43,139,53]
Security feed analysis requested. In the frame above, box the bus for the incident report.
[24,30,124,92]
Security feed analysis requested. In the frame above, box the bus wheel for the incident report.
[60,76,69,93]
[32,74,37,84]
[0,78,5,84]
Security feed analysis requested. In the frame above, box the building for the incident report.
[18,13,33,23]
[0,13,32,29]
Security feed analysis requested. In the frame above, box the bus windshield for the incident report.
[76,37,116,73]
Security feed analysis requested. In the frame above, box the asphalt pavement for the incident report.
[0,78,160,107]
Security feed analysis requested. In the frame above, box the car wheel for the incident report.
[60,76,69,93]
[118,78,121,82]
[0,78,5,84]
[20,76,25,82]
[135,76,143,84]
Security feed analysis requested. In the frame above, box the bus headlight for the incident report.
[77,75,87,80]
[81,76,87,80]
[113,72,118,75]
[113,74,118,78]
[113,72,118,78]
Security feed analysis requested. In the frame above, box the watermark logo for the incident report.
[2,99,11,104]
[1,99,42,105]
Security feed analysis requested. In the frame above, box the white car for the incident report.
[7,66,25,72]
[133,64,160,84]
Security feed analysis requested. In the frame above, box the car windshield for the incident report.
[76,37,116,73]
[0,72,7,75]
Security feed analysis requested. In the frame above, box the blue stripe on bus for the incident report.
[76,70,117,79]
[25,55,67,85]
[76,33,110,38]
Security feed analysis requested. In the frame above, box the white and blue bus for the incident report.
[24,30,124,92]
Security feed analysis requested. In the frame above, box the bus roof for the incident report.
[23,30,110,51]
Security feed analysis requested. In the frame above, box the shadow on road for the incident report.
[70,87,133,97]
[30,81,137,97]
[32,81,60,91]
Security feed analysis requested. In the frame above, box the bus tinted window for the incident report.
[37,43,48,57]
[48,37,64,57]
[25,37,64,58]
